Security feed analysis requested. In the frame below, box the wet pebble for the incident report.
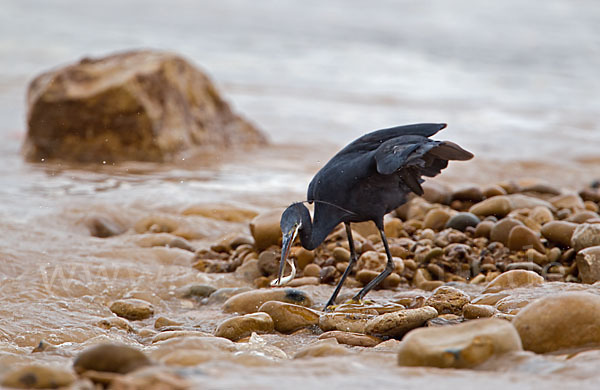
[110,299,154,321]
[513,292,600,353]
[540,221,577,247]
[97,316,135,332]
[223,288,313,314]
[550,193,585,210]
[319,312,375,334]
[474,220,494,238]
[332,247,351,263]
[85,214,125,238]
[571,223,600,251]
[567,210,600,224]
[154,316,182,329]
[319,331,382,347]
[257,250,279,275]
[397,318,522,368]
[424,286,471,315]
[258,301,320,333]
[490,218,523,245]
[73,344,151,374]
[469,196,512,217]
[483,270,544,293]
[423,208,452,230]
[152,330,213,343]
[1,365,75,389]
[234,258,262,282]
[507,225,545,253]
[293,247,315,270]
[249,209,283,251]
[214,312,274,341]
[176,284,216,299]
[364,306,438,338]
[303,263,321,278]
[445,212,480,231]
[462,303,496,319]
[294,338,351,358]
[287,276,320,287]
[207,287,253,304]
[576,246,600,284]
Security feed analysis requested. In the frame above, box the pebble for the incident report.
[176,284,216,299]
[469,196,512,217]
[207,287,253,304]
[73,344,151,374]
[521,182,561,195]
[505,262,543,274]
[303,263,321,277]
[214,312,274,341]
[490,218,523,245]
[85,214,125,238]
[364,306,438,338]
[384,218,404,238]
[507,225,545,253]
[445,212,480,231]
[424,286,471,315]
[223,288,313,314]
[257,250,279,275]
[110,299,154,321]
[319,312,375,334]
[513,292,600,353]
[332,247,351,263]
[319,331,382,347]
[249,209,283,251]
[294,338,351,358]
[109,367,191,389]
[567,210,600,224]
[397,318,522,368]
[474,220,494,238]
[483,270,544,293]
[154,316,182,329]
[571,223,600,251]
[426,314,464,327]
[422,182,452,204]
[550,193,585,210]
[234,258,262,282]
[258,301,320,333]
[462,303,496,319]
[529,206,554,225]
[357,251,387,272]
[1,365,76,389]
[287,276,320,287]
[482,185,507,198]
[97,316,135,332]
[576,246,600,284]
[526,248,549,266]
[293,247,315,270]
[452,186,484,202]
[320,265,337,284]
[423,208,452,230]
[540,221,577,247]
[508,194,555,211]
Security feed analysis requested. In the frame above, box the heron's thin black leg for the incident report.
[323,223,358,311]
[352,227,394,302]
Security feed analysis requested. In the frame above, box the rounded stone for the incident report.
[257,250,279,275]
[214,312,274,341]
[319,265,337,284]
[424,286,471,315]
[365,306,438,338]
[445,212,480,232]
[567,210,600,224]
[513,292,600,353]
[357,251,387,272]
[293,339,351,358]
[319,312,375,334]
[529,206,554,225]
[259,301,320,333]
[74,344,151,374]
[423,209,452,231]
[110,299,154,321]
[319,331,382,347]
[469,196,512,217]
[287,276,320,287]
[571,223,600,251]
[507,225,545,253]
[356,269,379,285]
[397,318,522,368]
[2,365,76,389]
[422,182,452,205]
[332,247,351,263]
[550,193,585,210]
[303,263,321,278]
[490,218,524,246]
[483,270,544,293]
[293,247,315,270]
[541,221,577,247]
[482,185,507,198]
[474,220,494,238]
[462,304,496,319]
[576,246,600,284]
[176,284,216,299]
[249,209,283,251]
[223,288,313,314]
[452,186,484,202]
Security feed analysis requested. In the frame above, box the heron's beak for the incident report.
[273,225,299,286]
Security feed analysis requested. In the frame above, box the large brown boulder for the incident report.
[23,50,266,162]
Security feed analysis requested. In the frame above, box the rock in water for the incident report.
[1,365,75,389]
[73,344,151,374]
[365,306,438,338]
[258,301,320,333]
[23,50,265,163]
[222,288,313,314]
[214,312,274,341]
[397,318,522,368]
[513,292,600,353]
[110,298,154,320]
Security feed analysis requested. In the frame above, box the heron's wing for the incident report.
[340,123,447,154]
[374,137,473,195]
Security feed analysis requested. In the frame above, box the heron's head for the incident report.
[272,205,302,286]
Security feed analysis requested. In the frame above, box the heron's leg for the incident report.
[352,227,394,302]
[323,223,358,311]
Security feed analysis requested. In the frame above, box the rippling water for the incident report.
[1,0,600,388]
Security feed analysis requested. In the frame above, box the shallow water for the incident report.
[1,0,600,388]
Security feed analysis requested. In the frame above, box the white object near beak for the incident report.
[271,258,297,286]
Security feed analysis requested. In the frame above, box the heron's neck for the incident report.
[296,203,343,250]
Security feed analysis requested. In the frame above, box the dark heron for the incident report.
[273,123,473,309]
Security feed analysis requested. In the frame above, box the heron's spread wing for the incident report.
[374,137,473,195]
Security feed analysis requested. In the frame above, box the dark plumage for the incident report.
[275,123,473,310]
